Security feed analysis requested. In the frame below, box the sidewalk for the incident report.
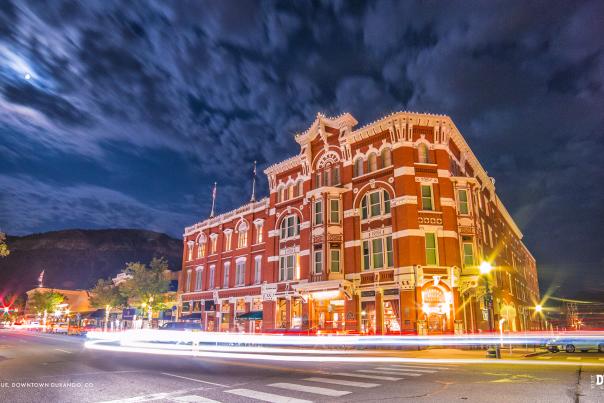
[370,347,548,360]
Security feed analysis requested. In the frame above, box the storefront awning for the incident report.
[237,311,263,320]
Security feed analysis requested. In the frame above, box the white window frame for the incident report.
[361,189,391,220]
[314,249,323,274]
[223,262,230,288]
[424,232,438,266]
[314,199,323,225]
[209,265,215,289]
[254,255,262,284]
[195,266,203,291]
[235,259,246,286]
[329,198,340,224]
[330,248,340,273]
[361,235,393,271]
[210,234,218,254]
[420,184,434,211]
[279,254,296,281]
[224,231,232,252]
[185,269,191,292]
[280,215,299,240]
[457,189,469,215]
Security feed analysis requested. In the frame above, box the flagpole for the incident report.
[210,182,217,218]
[250,161,257,202]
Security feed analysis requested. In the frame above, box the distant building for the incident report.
[178,111,540,334]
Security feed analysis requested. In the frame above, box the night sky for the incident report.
[0,1,602,301]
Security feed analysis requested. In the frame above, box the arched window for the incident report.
[280,215,299,239]
[368,153,378,172]
[418,143,430,163]
[381,148,392,168]
[354,158,364,177]
[237,221,248,248]
[361,189,392,220]
[197,234,207,258]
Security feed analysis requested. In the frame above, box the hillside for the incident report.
[0,229,182,294]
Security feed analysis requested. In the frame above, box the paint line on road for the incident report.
[268,382,351,397]
[566,357,581,360]
[161,372,228,387]
[537,356,552,360]
[304,377,379,388]
[381,366,437,373]
[389,364,453,370]
[54,348,72,354]
[324,372,402,381]
[226,388,312,403]
[170,395,222,402]
[98,389,197,403]
[358,369,422,377]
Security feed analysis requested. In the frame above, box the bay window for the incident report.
[314,199,323,225]
[314,249,323,274]
[329,199,340,224]
[457,189,469,215]
[330,248,341,273]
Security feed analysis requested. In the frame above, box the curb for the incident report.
[523,351,549,357]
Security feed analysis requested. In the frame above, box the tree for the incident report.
[1,292,25,322]
[28,290,65,330]
[119,257,170,327]
[89,278,126,332]
[0,232,9,257]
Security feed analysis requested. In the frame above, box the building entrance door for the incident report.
[427,313,446,333]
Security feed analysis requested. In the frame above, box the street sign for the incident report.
[482,309,489,321]
[261,284,277,301]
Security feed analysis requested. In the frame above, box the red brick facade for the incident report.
[178,112,540,334]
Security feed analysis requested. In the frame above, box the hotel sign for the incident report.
[261,284,278,301]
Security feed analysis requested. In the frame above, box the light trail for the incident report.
[84,339,604,367]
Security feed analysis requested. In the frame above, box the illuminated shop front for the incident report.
[421,284,453,333]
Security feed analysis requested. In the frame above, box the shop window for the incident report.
[280,215,299,239]
[425,233,438,265]
[209,265,215,289]
[381,148,392,168]
[279,254,296,281]
[354,158,364,177]
[235,260,245,286]
[254,256,262,284]
[329,199,340,224]
[223,262,230,288]
[330,248,340,273]
[277,299,287,328]
[421,184,433,211]
[314,199,323,225]
[457,189,469,215]
[314,248,323,274]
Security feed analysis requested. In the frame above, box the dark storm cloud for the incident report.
[0,0,603,300]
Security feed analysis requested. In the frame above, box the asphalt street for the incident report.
[0,330,603,403]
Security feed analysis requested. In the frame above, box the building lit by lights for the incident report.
[179,111,540,334]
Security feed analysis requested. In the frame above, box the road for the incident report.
[0,330,603,403]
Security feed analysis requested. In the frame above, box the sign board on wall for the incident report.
[261,284,278,301]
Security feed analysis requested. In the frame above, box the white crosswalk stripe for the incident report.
[170,396,221,402]
[323,371,403,381]
[357,369,422,377]
[225,388,312,403]
[380,366,437,373]
[268,382,351,397]
[304,377,379,388]
[388,364,453,370]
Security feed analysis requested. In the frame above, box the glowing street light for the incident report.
[479,261,492,274]
[535,304,543,313]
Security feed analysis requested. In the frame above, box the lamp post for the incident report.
[479,261,500,358]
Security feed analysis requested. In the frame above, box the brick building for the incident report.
[178,111,540,334]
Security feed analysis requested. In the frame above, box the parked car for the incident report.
[159,322,200,331]
[546,337,604,353]
[52,323,69,334]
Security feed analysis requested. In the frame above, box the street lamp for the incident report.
[535,304,542,313]
[479,260,500,358]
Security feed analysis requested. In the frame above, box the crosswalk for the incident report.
[159,363,457,403]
